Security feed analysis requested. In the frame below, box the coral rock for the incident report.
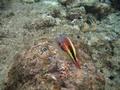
[4,38,105,90]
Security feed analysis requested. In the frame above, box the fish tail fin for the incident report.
[74,58,81,69]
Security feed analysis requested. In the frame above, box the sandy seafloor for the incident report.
[0,0,120,90]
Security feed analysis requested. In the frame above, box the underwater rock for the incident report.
[69,13,97,32]
[110,0,120,10]
[0,1,4,9]
[58,0,112,20]
[50,8,61,18]
[58,0,98,7]
[57,0,74,6]
[4,37,105,90]
[85,3,112,20]
[0,0,11,9]
[23,15,56,30]
[49,5,67,18]
[82,12,120,89]
[66,6,86,20]
[82,0,98,5]
[21,0,40,3]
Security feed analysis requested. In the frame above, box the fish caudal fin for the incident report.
[73,58,81,69]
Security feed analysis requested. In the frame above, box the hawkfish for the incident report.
[57,36,81,69]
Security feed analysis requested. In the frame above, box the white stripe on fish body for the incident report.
[66,37,76,57]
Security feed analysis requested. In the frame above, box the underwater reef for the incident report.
[0,0,120,90]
